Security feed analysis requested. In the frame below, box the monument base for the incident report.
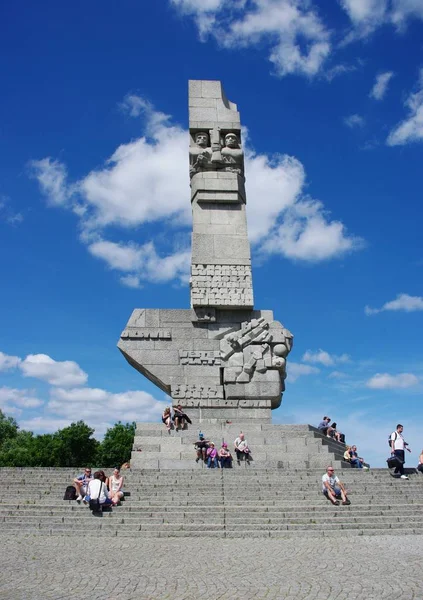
[130,422,349,470]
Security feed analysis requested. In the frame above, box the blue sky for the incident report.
[1,0,423,467]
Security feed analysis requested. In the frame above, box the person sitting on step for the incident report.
[317,416,331,435]
[98,470,109,490]
[322,466,351,506]
[162,406,172,433]
[219,442,232,468]
[328,422,344,443]
[73,467,93,503]
[234,432,251,464]
[172,404,192,430]
[194,432,209,462]
[86,471,112,509]
[417,449,423,473]
[348,445,368,469]
[206,442,219,468]
[109,467,124,505]
[343,445,352,463]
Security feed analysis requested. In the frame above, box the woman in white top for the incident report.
[109,467,124,506]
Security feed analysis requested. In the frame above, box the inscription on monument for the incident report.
[191,264,253,307]
[179,351,221,365]
[120,329,171,340]
[171,383,224,399]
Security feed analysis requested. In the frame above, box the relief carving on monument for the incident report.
[220,317,293,385]
[189,129,244,179]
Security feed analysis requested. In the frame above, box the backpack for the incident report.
[388,431,397,447]
[63,485,77,501]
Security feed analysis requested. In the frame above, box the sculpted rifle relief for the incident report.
[190,130,244,178]
[220,318,293,385]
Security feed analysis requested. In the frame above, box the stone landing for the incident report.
[130,423,350,470]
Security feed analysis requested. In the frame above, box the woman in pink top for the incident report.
[219,442,232,468]
[206,442,219,468]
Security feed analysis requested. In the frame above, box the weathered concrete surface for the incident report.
[118,81,293,416]
[1,534,422,600]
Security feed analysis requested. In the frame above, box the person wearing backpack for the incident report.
[390,424,411,479]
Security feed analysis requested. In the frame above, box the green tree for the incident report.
[98,421,136,468]
[0,430,35,466]
[53,421,99,467]
[0,410,19,448]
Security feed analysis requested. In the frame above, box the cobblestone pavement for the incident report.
[0,534,422,600]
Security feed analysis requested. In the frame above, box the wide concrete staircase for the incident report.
[1,466,423,538]
[130,424,351,469]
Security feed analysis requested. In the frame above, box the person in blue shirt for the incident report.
[317,416,331,435]
[73,467,93,502]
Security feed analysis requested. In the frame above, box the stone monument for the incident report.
[118,80,293,428]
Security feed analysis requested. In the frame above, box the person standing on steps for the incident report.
[390,424,411,479]
[234,432,251,465]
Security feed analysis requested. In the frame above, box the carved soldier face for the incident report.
[195,132,209,148]
[225,133,239,148]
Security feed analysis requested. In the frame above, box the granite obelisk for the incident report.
[118,80,293,425]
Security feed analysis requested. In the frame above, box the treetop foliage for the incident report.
[0,410,135,468]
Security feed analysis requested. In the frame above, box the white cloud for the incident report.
[302,349,350,366]
[370,71,394,100]
[29,158,73,206]
[387,69,423,146]
[172,0,423,72]
[286,362,320,382]
[245,153,305,243]
[171,0,331,78]
[366,372,419,389]
[0,386,44,414]
[44,387,167,435]
[344,114,365,128]
[365,293,423,315]
[19,354,88,387]
[257,198,363,261]
[324,63,358,82]
[19,416,80,434]
[0,196,24,225]
[328,370,347,379]
[391,0,423,29]
[0,351,21,372]
[339,0,389,36]
[31,94,363,285]
[80,129,190,231]
[88,239,191,286]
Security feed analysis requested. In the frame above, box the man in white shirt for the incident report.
[390,424,411,480]
[86,471,112,508]
[234,433,251,464]
[322,466,351,505]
